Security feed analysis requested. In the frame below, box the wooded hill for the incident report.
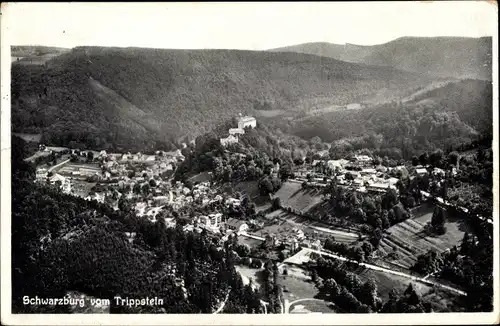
[11,46,431,151]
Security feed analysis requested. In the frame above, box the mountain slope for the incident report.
[12,46,431,151]
[269,37,492,80]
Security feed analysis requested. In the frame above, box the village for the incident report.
[30,113,466,258]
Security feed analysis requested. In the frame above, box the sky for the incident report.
[2,1,498,50]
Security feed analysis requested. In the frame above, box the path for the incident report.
[213,289,231,314]
[420,191,492,225]
[291,248,467,296]
[48,158,71,172]
[239,232,265,241]
[284,298,330,314]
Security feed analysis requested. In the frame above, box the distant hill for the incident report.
[11,46,70,65]
[269,37,492,80]
[11,46,431,151]
[11,45,69,56]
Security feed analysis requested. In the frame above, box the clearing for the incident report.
[273,181,324,214]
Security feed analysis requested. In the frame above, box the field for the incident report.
[225,181,271,211]
[277,265,336,313]
[235,265,263,290]
[57,162,101,179]
[375,207,470,269]
[12,133,42,143]
[273,181,324,214]
[262,209,359,244]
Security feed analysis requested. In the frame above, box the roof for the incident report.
[49,174,66,183]
[416,168,428,174]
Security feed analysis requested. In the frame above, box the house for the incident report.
[225,197,241,207]
[354,155,372,166]
[208,213,223,227]
[226,218,248,234]
[36,168,48,180]
[49,173,72,193]
[367,182,397,194]
[432,168,446,177]
[327,159,348,170]
[237,115,257,129]
[416,168,428,176]
[229,128,245,135]
[220,135,239,147]
[361,168,377,175]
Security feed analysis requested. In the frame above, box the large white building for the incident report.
[237,116,257,129]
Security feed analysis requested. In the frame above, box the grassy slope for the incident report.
[12,46,431,149]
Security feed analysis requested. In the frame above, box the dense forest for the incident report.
[11,46,431,151]
[11,136,263,314]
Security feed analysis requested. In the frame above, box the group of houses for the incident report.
[294,154,402,194]
[220,114,257,147]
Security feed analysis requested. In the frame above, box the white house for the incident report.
[220,135,239,147]
[416,168,428,176]
[237,115,257,129]
[36,168,48,181]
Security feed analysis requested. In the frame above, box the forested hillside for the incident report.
[283,79,492,159]
[269,37,492,80]
[11,46,431,151]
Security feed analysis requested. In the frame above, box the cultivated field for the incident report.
[57,162,101,179]
[273,181,324,214]
[375,208,470,269]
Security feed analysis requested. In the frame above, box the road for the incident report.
[291,248,467,296]
[213,289,231,314]
[421,191,492,224]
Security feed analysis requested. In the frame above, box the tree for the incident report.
[87,151,94,163]
[419,152,428,166]
[447,151,460,167]
[323,278,340,298]
[149,179,157,187]
[272,197,281,210]
[411,156,419,166]
[430,206,446,234]
[258,177,274,196]
[429,149,444,167]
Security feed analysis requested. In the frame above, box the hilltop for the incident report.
[269,37,492,80]
[11,46,431,151]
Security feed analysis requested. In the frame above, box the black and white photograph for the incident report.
[1,2,498,325]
